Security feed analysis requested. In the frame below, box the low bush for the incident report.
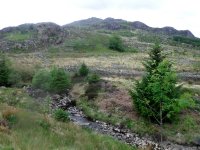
[79,63,89,77]
[2,108,18,127]
[38,118,51,130]
[8,70,22,87]
[85,73,101,100]
[53,109,69,122]
[32,69,51,91]
[87,73,100,84]
[49,67,71,94]
[32,67,71,94]
[109,35,124,52]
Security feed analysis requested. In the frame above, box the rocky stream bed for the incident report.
[27,87,200,150]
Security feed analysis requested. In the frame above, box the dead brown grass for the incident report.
[97,81,138,120]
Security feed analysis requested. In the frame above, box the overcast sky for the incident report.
[0,0,199,37]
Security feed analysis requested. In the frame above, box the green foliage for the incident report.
[0,104,134,150]
[85,83,100,100]
[130,44,192,123]
[143,44,165,73]
[179,116,198,133]
[79,63,89,77]
[87,73,100,84]
[49,67,71,93]
[69,33,110,51]
[53,108,69,122]
[173,36,200,47]
[109,35,124,52]
[32,69,51,91]
[5,31,33,41]
[8,70,22,87]
[2,108,18,127]
[32,67,71,94]
[138,33,162,43]
[85,73,101,99]
[37,118,51,130]
[0,54,10,86]
[114,30,135,37]
[0,88,43,112]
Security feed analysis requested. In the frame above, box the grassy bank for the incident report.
[0,87,135,150]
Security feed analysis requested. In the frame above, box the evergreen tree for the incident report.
[49,67,71,94]
[130,44,187,123]
[79,63,89,77]
[0,54,10,86]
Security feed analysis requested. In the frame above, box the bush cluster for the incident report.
[32,67,71,94]
[109,35,124,52]
[53,108,69,122]
[0,53,36,87]
[87,73,100,84]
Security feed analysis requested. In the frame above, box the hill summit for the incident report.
[66,17,194,38]
[0,17,197,51]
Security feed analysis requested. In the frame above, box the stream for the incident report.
[67,106,199,150]
[26,87,200,150]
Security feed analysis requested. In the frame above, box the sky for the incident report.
[0,0,199,37]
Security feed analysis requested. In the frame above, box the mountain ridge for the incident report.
[0,17,198,52]
[66,17,194,38]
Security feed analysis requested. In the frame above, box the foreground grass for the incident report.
[0,88,135,150]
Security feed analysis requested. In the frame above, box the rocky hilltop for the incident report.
[66,17,194,38]
[0,22,66,51]
[0,17,196,51]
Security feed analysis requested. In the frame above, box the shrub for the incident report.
[38,118,51,130]
[109,35,124,52]
[32,67,71,94]
[87,73,100,84]
[8,70,22,87]
[79,63,89,77]
[49,67,71,94]
[2,108,18,127]
[0,54,10,86]
[130,44,193,123]
[53,109,69,122]
[85,83,100,100]
[32,69,51,91]
[85,73,101,100]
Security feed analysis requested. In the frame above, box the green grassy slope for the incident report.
[0,88,135,150]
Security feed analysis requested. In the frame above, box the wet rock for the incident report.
[113,128,120,133]
[192,137,200,147]
[26,86,48,99]
[51,95,75,110]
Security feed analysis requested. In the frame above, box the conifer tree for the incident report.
[130,44,185,124]
[0,54,10,86]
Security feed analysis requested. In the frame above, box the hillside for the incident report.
[0,17,200,150]
[0,17,199,52]
[66,17,194,38]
